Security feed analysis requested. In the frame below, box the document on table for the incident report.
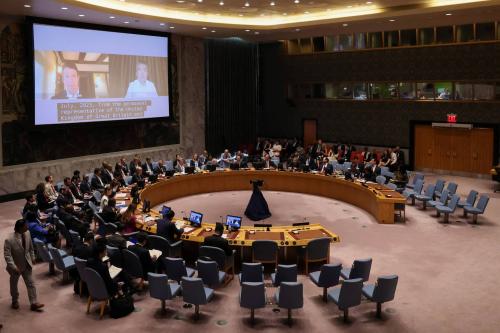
[183,227,194,233]
[126,241,134,248]
[221,234,228,239]
[115,193,127,199]
[109,265,122,279]
[149,249,162,258]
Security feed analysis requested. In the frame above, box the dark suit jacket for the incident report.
[101,206,119,223]
[154,165,167,175]
[107,233,127,249]
[69,183,83,200]
[364,166,381,182]
[91,176,104,191]
[87,257,117,296]
[142,162,154,175]
[127,244,155,279]
[101,168,113,185]
[156,218,183,243]
[131,174,143,185]
[80,181,91,194]
[203,235,232,256]
[73,243,93,260]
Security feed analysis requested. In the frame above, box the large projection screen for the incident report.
[33,23,170,125]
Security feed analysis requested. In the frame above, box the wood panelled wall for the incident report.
[205,39,259,154]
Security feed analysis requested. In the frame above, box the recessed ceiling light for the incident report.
[216,13,221,15]
[211,30,216,32]
[304,11,309,13]
[270,1,275,5]
[124,21,129,24]
[61,7,68,10]
[244,2,250,6]
[283,13,287,15]
[170,26,175,29]
[78,14,85,17]
[389,19,395,22]
[120,0,125,2]
[366,1,372,4]
[109,16,115,19]
[202,27,207,29]
[176,0,185,3]
[24,4,31,8]
[295,28,300,31]
[294,0,300,3]
[160,23,165,26]
[245,29,250,32]
[239,14,244,16]
[445,13,452,16]
[198,0,203,2]
[254,32,260,35]
[219,1,224,5]
[342,23,348,27]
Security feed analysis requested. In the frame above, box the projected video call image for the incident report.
[33,23,170,125]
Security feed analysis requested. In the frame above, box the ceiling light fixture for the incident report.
[294,0,300,3]
[124,21,129,23]
[24,4,31,7]
[295,28,300,31]
[389,19,395,21]
[160,23,165,25]
[270,1,275,6]
[283,13,287,15]
[255,31,260,35]
[202,27,207,29]
[78,14,85,17]
[445,13,452,16]
[245,29,250,31]
[198,0,203,2]
[211,30,216,32]
[342,23,348,27]
[219,1,224,5]
[109,16,115,18]
[245,2,250,6]
[61,7,68,10]
[170,26,175,29]
[366,1,372,4]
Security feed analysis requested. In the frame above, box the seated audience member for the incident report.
[395,146,405,171]
[91,168,105,191]
[101,198,119,223]
[100,186,113,212]
[71,170,81,185]
[23,193,39,217]
[131,167,144,185]
[79,175,92,195]
[35,183,54,211]
[86,241,119,297]
[175,158,186,174]
[120,203,138,234]
[154,160,167,175]
[232,155,247,169]
[44,175,59,202]
[100,163,114,185]
[219,149,233,168]
[202,222,232,256]
[142,157,154,176]
[190,154,200,169]
[364,159,381,182]
[73,231,95,259]
[272,141,282,160]
[129,156,141,176]
[106,225,127,249]
[388,148,398,172]
[263,153,276,169]
[381,149,391,165]
[66,176,83,201]
[61,185,77,205]
[118,158,129,176]
[362,147,372,162]
[198,150,208,166]
[127,232,157,279]
[306,155,319,171]
[326,146,337,162]
[156,209,183,243]
[25,211,59,246]
[311,139,323,158]
[110,177,123,191]
[350,156,363,177]
[319,157,333,175]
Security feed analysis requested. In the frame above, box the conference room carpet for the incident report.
[1,173,499,332]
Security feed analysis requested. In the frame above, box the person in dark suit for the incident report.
[131,167,144,185]
[319,157,333,175]
[262,154,276,169]
[156,210,183,243]
[91,168,105,191]
[100,163,114,185]
[118,158,129,176]
[202,223,232,256]
[73,232,94,260]
[142,158,154,176]
[51,63,90,99]
[65,177,83,200]
[362,147,372,162]
[79,175,92,195]
[129,156,141,176]
[154,159,167,175]
[127,232,157,279]
[364,159,381,182]
[395,146,405,170]
[350,156,364,177]
[101,199,119,223]
[86,241,119,296]
[311,139,323,158]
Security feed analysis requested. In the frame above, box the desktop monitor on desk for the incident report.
[189,211,203,227]
[226,215,242,229]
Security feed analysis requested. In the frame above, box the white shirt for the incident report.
[390,152,397,165]
[125,80,158,98]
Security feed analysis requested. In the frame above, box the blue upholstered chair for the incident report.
[196,259,226,287]
[436,182,457,199]
[199,245,235,277]
[271,264,298,286]
[164,257,196,283]
[435,194,460,223]
[240,282,266,325]
[415,183,436,210]
[406,173,424,189]
[328,278,364,322]
[428,189,450,208]
[252,240,279,269]
[402,179,424,205]
[69,230,83,249]
[239,262,264,284]
[48,243,75,282]
[106,245,122,268]
[74,257,88,296]
[274,282,304,326]
[376,175,386,185]
[309,263,342,302]
[148,272,181,313]
[385,182,398,191]
[148,234,182,258]
[457,190,478,211]
[303,237,331,274]
[34,238,58,274]
[122,249,145,288]
[340,258,372,282]
[85,267,110,319]
[181,277,214,320]
[433,179,446,198]
[464,195,490,223]
[362,275,399,318]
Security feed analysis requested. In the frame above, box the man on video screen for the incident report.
[125,62,158,98]
[52,63,88,99]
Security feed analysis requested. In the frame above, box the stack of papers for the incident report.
[149,249,162,258]
[144,216,155,223]
[109,265,122,279]
[115,193,127,199]
[183,227,194,233]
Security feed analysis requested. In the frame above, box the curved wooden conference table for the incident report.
[135,170,404,248]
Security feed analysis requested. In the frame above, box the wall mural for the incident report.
[0,23,180,166]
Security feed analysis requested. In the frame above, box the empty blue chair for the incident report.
[403,179,424,205]
[435,194,460,223]
[436,182,457,199]
[34,238,56,274]
[181,277,214,320]
[428,189,450,208]
[148,272,181,313]
[464,195,489,223]
[457,190,478,211]
[309,263,342,302]
[240,282,266,325]
[406,173,424,189]
[271,264,298,286]
[196,259,226,287]
[88,201,99,214]
[106,245,122,268]
[415,183,436,210]
[385,182,397,191]
[164,257,196,283]
[303,237,331,274]
[328,278,364,322]
[274,282,304,326]
[124,176,133,186]
[376,175,386,185]
[239,262,264,284]
[48,244,75,282]
[433,179,446,198]
[85,267,110,319]
[199,245,235,278]
[362,275,399,318]
[252,240,279,269]
[122,249,145,288]
[93,190,102,203]
[341,258,372,282]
